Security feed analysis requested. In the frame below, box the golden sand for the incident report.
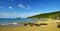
[0,19,60,31]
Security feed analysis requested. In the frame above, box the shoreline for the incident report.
[0,19,60,31]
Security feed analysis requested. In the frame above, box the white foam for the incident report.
[12,22,17,25]
[1,24,9,25]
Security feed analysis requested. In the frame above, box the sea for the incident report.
[0,18,39,26]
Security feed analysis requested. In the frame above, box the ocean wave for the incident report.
[0,22,24,26]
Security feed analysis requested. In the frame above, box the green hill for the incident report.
[27,11,60,19]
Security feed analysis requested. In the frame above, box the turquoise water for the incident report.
[0,18,38,26]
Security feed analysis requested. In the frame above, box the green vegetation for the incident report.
[27,11,60,19]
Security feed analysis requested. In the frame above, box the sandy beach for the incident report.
[0,19,60,31]
[0,0,60,31]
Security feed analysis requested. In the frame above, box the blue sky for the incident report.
[0,0,60,18]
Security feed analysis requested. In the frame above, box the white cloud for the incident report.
[25,12,40,17]
[18,4,25,8]
[0,12,16,18]
[8,6,13,9]
[0,6,3,8]
[18,4,31,9]
[0,12,10,18]
[0,12,40,18]
[0,13,9,16]
[25,5,31,9]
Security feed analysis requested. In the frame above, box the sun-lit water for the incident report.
[0,18,39,26]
